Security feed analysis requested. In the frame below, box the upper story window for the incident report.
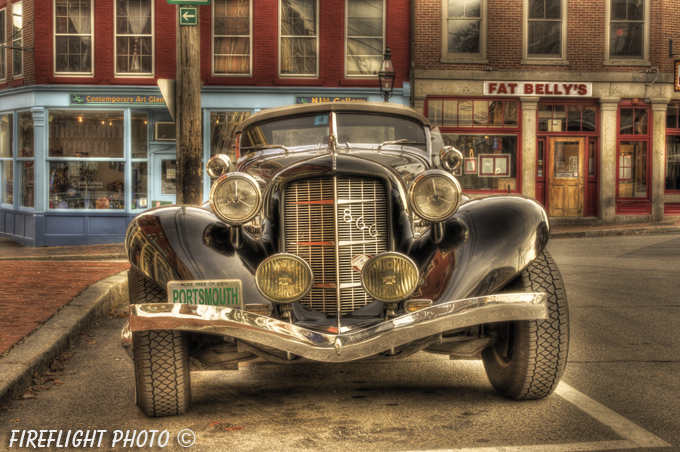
[0,9,6,81]
[12,2,22,78]
[523,0,567,63]
[54,0,94,75]
[442,0,487,63]
[115,0,153,76]
[213,0,251,76]
[346,0,384,76]
[606,0,649,64]
[279,0,318,77]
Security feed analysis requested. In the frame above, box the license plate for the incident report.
[167,280,242,308]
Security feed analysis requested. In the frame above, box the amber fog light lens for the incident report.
[405,299,433,313]
[256,254,313,303]
[361,253,419,303]
[206,154,232,178]
[409,171,461,222]
[210,173,262,225]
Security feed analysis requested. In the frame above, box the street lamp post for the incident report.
[378,46,395,102]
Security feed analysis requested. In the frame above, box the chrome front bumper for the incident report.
[121,293,547,363]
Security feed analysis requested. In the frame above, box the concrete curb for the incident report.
[0,271,128,407]
[0,254,127,261]
[551,225,680,239]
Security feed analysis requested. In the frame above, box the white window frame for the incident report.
[344,0,385,78]
[53,0,95,76]
[522,0,568,65]
[278,0,319,78]
[114,0,155,77]
[0,9,6,82]
[212,0,253,77]
[441,0,487,64]
[12,2,22,78]
[604,0,650,66]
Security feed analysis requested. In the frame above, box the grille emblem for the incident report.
[343,209,379,238]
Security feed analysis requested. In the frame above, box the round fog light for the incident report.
[361,253,419,302]
[256,254,313,303]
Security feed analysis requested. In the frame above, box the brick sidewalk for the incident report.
[0,260,129,355]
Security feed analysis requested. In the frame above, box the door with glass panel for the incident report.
[152,153,177,207]
[548,137,584,217]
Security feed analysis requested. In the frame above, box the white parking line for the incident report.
[401,381,671,452]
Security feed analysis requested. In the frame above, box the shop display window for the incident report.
[429,99,518,129]
[48,161,126,210]
[49,111,125,158]
[441,134,518,191]
[18,111,34,208]
[617,141,647,198]
[131,112,148,158]
[131,161,148,209]
[0,114,13,205]
[665,104,680,193]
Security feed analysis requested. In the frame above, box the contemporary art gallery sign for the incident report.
[484,82,592,97]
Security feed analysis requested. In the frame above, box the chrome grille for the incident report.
[284,177,388,315]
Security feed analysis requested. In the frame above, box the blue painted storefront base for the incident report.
[0,209,133,247]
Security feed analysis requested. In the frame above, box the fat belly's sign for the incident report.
[484,81,592,97]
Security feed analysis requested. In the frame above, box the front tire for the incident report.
[481,251,569,400]
[129,268,191,417]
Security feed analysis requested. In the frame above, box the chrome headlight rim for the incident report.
[360,252,419,303]
[407,170,462,223]
[209,172,262,226]
[206,154,232,179]
[255,253,314,303]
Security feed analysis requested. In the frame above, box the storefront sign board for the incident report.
[484,82,592,97]
[70,94,166,106]
[296,96,368,104]
[675,61,680,92]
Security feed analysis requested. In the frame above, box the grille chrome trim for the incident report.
[284,177,388,315]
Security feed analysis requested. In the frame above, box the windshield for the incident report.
[239,112,427,152]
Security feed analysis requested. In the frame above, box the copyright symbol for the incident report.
[177,429,196,448]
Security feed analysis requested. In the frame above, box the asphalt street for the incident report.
[0,234,678,452]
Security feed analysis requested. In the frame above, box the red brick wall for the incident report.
[414,0,680,74]
[4,0,410,90]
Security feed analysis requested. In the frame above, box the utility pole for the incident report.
[174,2,203,205]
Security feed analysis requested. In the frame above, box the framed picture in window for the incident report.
[452,164,462,176]
[464,158,478,174]
[479,154,511,177]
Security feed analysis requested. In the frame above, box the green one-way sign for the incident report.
[179,6,198,25]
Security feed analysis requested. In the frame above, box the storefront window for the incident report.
[48,110,126,210]
[49,161,126,209]
[539,104,596,132]
[18,112,34,208]
[618,141,647,198]
[210,111,251,162]
[0,114,13,205]
[619,107,647,135]
[429,99,518,129]
[441,134,518,191]
[49,111,124,158]
[131,112,148,158]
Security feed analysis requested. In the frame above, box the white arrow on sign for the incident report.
[182,9,195,21]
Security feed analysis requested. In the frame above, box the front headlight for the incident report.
[361,253,419,302]
[256,254,313,303]
[209,173,262,225]
[408,170,461,222]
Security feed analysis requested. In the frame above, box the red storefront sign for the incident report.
[484,82,592,97]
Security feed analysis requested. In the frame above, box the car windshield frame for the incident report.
[239,112,429,154]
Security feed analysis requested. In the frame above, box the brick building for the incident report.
[0,0,411,246]
[413,0,680,225]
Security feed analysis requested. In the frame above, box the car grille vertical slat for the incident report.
[284,177,388,315]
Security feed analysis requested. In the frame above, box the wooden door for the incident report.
[548,137,585,217]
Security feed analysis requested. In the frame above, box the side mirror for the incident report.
[439,146,463,173]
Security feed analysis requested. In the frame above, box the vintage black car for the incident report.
[121,102,569,417]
